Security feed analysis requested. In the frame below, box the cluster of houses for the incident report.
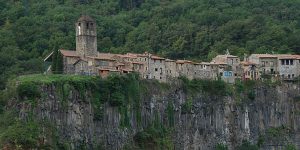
[45,16,300,83]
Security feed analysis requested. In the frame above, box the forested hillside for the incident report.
[0,0,300,89]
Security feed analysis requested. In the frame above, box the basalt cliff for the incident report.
[1,74,300,150]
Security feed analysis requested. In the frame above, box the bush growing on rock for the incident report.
[17,82,40,100]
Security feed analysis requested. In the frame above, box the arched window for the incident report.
[78,25,81,35]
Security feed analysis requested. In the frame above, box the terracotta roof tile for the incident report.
[250,54,277,58]
[241,61,257,65]
[60,50,78,57]
[165,59,175,62]
[276,54,300,59]
[176,60,193,64]
[151,55,165,60]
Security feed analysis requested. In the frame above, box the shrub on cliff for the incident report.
[110,92,125,106]
[17,82,40,100]
[179,76,229,97]
[237,140,259,150]
[216,143,228,150]
[0,118,40,149]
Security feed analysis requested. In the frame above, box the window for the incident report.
[153,76,156,79]
[291,60,294,65]
[86,23,89,29]
[271,69,274,74]
[155,68,158,71]
[78,25,81,35]
[281,60,285,65]
[90,23,93,27]
[288,74,291,78]
[292,74,295,78]
[262,61,265,67]
[145,58,146,61]
[270,61,274,67]
[99,61,108,66]
[286,60,289,65]
[160,76,162,79]
[170,70,172,73]
[146,67,148,70]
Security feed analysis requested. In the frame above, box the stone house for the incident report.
[248,54,278,76]
[277,55,300,80]
[165,59,177,79]
[148,55,166,82]
[212,54,241,76]
[175,60,195,80]
[60,50,79,74]
[211,54,241,83]
[193,62,217,80]
[240,61,259,80]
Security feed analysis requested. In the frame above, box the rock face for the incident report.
[18,82,300,150]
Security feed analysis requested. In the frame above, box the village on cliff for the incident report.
[45,16,300,83]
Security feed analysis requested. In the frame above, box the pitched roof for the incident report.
[250,54,277,58]
[276,54,300,59]
[60,50,78,57]
[115,62,125,66]
[241,61,257,65]
[216,54,238,58]
[151,55,165,60]
[122,68,133,72]
[200,62,212,65]
[165,59,175,62]
[176,60,193,64]
[86,53,116,61]
[116,54,137,59]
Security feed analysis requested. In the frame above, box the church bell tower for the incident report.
[76,15,97,57]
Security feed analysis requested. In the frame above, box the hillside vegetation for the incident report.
[0,0,300,89]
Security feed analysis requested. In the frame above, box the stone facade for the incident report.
[277,55,300,80]
[75,16,97,58]
[248,54,278,75]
